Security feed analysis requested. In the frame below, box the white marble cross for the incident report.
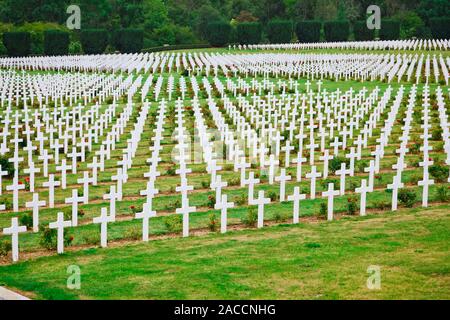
[322,183,339,221]
[7,174,25,212]
[244,171,260,204]
[93,207,112,248]
[103,185,118,221]
[2,217,27,262]
[355,179,371,216]
[306,165,321,199]
[49,212,72,254]
[43,174,60,208]
[215,194,234,234]
[252,190,270,228]
[175,197,196,237]
[65,189,84,227]
[135,202,157,242]
[275,168,292,202]
[25,193,46,232]
[287,186,306,224]
[387,174,404,211]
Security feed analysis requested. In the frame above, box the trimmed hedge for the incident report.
[205,22,231,47]
[141,44,211,53]
[112,29,144,53]
[379,19,400,40]
[295,21,321,43]
[353,21,374,41]
[429,17,450,39]
[236,22,262,45]
[3,31,31,57]
[266,20,293,43]
[44,30,70,56]
[80,29,108,54]
[324,20,350,42]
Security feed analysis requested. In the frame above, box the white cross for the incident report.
[87,156,101,185]
[364,160,376,191]
[214,194,234,234]
[2,217,27,262]
[251,190,270,229]
[287,186,306,224]
[345,147,358,176]
[293,152,307,182]
[65,189,84,227]
[387,174,404,211]
[275,168,292,202]
[25,193,46,232]
[103,185,119,221]
[43,174,60,208]
[322,183,340,221]
[77,171,94,204]
[93,207,112,248]
[56,159,70,189]
[0,165,8,195]
[135,202,157,242]
[306,165,321,199]
[244,171,260,204]
[418,172,434,207]
[335,162,349,196]
[355,179,371,216]
[175,197,196,237]
[111,168,127,201]
[210,175,227,205]
[6,174,25,212]
[319,149,333,179]
[49,212,72,254]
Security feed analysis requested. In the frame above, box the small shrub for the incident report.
[0,239,12,257]
[124,226,141,240]
[164,215,182,233]
[229,177,240,186]
[234,194,248,206]
[319,202,327,216]
[346,197,358,215]
[431,128,443,141]
[435,186,450,202]
[80,29,108,54]
[241,208,257,227]
[357,160,368,173]
[268,191,278,202]
[398,189,417,208]
[201,180,209,188]
[373,200,391,210]
[39,225,73,250]
[3,31,31,56]
[166,167,176,176]
[19,213,33,230]
[207,195,216,208]
[330,157,349,174]
[429,164,449,183]
[321,178,339,190]
[130,205,139,214]
[273,212,287,223]
[208,214,217,232]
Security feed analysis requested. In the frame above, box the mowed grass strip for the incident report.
[0,205,449,300]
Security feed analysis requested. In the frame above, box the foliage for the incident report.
[329,156,350,175]
[3,31,30,57]
[69,41,83,54]
[0,154,15,177]
[44,30,69,56]
[0,239,12,257]
[324,20,350,42]
[398,189,417,208]
[236,22,262,44]
[266,19,292,43]
[319,202,327,216]
[80,29,108,54]
[208,214,217,232]
[353,21,373,41]
[19,213,33,230]
[435,186,449,202]
[429,17,450,39]
[379,19,401,40]
[205,21,231,47]
[241,208,257,227]
[112,28,144,53]
[429,164,449,183]
[164,214,182,233]
[207,195,216,208]
[346,196,358,215]
[39,225,73,250]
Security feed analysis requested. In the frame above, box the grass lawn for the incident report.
[0,205,449,300]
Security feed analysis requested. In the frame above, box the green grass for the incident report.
[0,205,449,300]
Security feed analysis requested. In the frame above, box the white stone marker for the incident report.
[93,207,111,248]
[387,174,404,211]
[306,165,322,199]
[135,202,157,242]
[25,193,46,232]
[275,168,292,202]
[65,189,84,227]
[322,183,339,221]
[252,190,270,229]
[175,197,196,237]
[355,179,370,216]
[287,186,306,224]
[215,194,234,234]
[43,174,60,208]
[49,212,72,254]
[7,174,25,212]
[56,159,70,189]
[103,185,118,221]
[3,217,27,262]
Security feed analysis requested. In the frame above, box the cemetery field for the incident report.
[0,40,449,300]
[0,204,449,300]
